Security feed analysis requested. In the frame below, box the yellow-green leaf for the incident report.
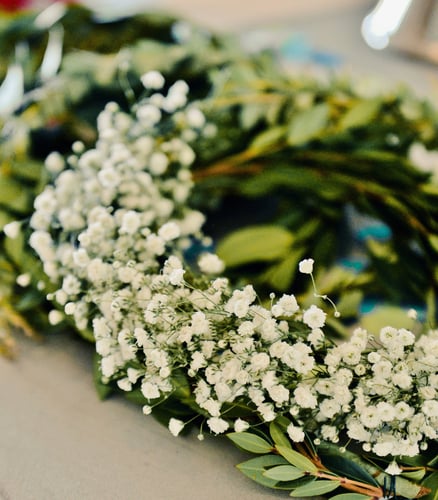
[263,465,305,481]
[237,455,288,488]
[227,432,273,454]
[216,225,294,267]
[289,479,340,497]
[287,103,329,146]
[338,99,380,130]
[276,445,318,473]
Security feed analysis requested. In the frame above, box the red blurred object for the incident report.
[0,0,31,10]
[0,0,77,12]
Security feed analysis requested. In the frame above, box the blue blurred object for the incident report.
[280,33,342,67]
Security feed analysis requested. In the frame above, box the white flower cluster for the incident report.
[29,72,209,334]
[26,71,438,459]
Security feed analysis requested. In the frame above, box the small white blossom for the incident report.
[287,423,305,442]
[302,305,326,329]
[299,258,314,274]
[16,273,31,287]
[3,221,20,238]
[168,418,185,437]
[234,419,250,433]
[207,417,229,435]
[141,70,165,90]
[198,253,225,275]
[48,309,64,325]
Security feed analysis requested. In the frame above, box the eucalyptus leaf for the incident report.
[276,445,318,473]
[361,305,413,332]
[249,125,287,151]
[270,421,292,450]
[401,469,426,481]
[330,495,372,500]
[227,432,273,454]
[236,455,289,488]
[421,471,438,500]
[318,450,379,487]
[0,176,31,212]
[263,465,305,481]
[287,103,329,146]
[263,249,304,292]
[338,99,380,130]
[216,225,294,267]
[289,479,340,497]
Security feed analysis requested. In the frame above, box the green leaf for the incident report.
[264,249,303,292]
[401,469,426,481]
[276,445,318,473]
[287,103,329,146]
[0,176,32,213]
[240,103,267,129]
[318,450,379,487]
[330,495,372,500]
[422,471,438,500]
[269,421,292,450]
[227,432,273,454]
[263,465,305,481]
[338,99,380,130]
[216,225,294,267]
[361,305,412,332]
[237,455,289,488]
[249,125,287,151]
[289,479,340,497]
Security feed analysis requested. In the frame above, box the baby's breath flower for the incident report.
[298,258,314,274]
[141,70,165,90]
[287,423,305,442]
[3,220,20,239]
[234,419,250,433]
[302,305,326,329]
[198,253,225,275]
[207,417,229,435]
[168,418,185,437]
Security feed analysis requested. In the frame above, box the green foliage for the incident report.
[318,449,379,487]
[263,465,305,481]
[236,455,289,488]
[422,472,438,500]
[276,445,318,473]
[216,225,294,267]
[289,479,341,497]
[330,495,372,500]
[287,103,329,145]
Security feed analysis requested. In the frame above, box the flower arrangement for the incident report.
[1,5,438,499]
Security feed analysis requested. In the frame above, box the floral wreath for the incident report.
[1,5,438,499]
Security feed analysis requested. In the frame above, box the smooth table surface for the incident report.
[2,2,438,499]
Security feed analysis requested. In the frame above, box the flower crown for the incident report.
[1,5,437,499]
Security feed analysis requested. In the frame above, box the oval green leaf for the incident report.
[287,103,329,145]
[263,465,305,481]
[330,495,373,500]
[422,471,438,500]
[290,479,340,497]
[276,445,318,473]
[269,421,292,450]
[216,225,294,267]
[237,455,288,488]
[227,432,273,454]
[338,99,380,130]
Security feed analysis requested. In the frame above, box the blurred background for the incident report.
[1,0,437,95]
